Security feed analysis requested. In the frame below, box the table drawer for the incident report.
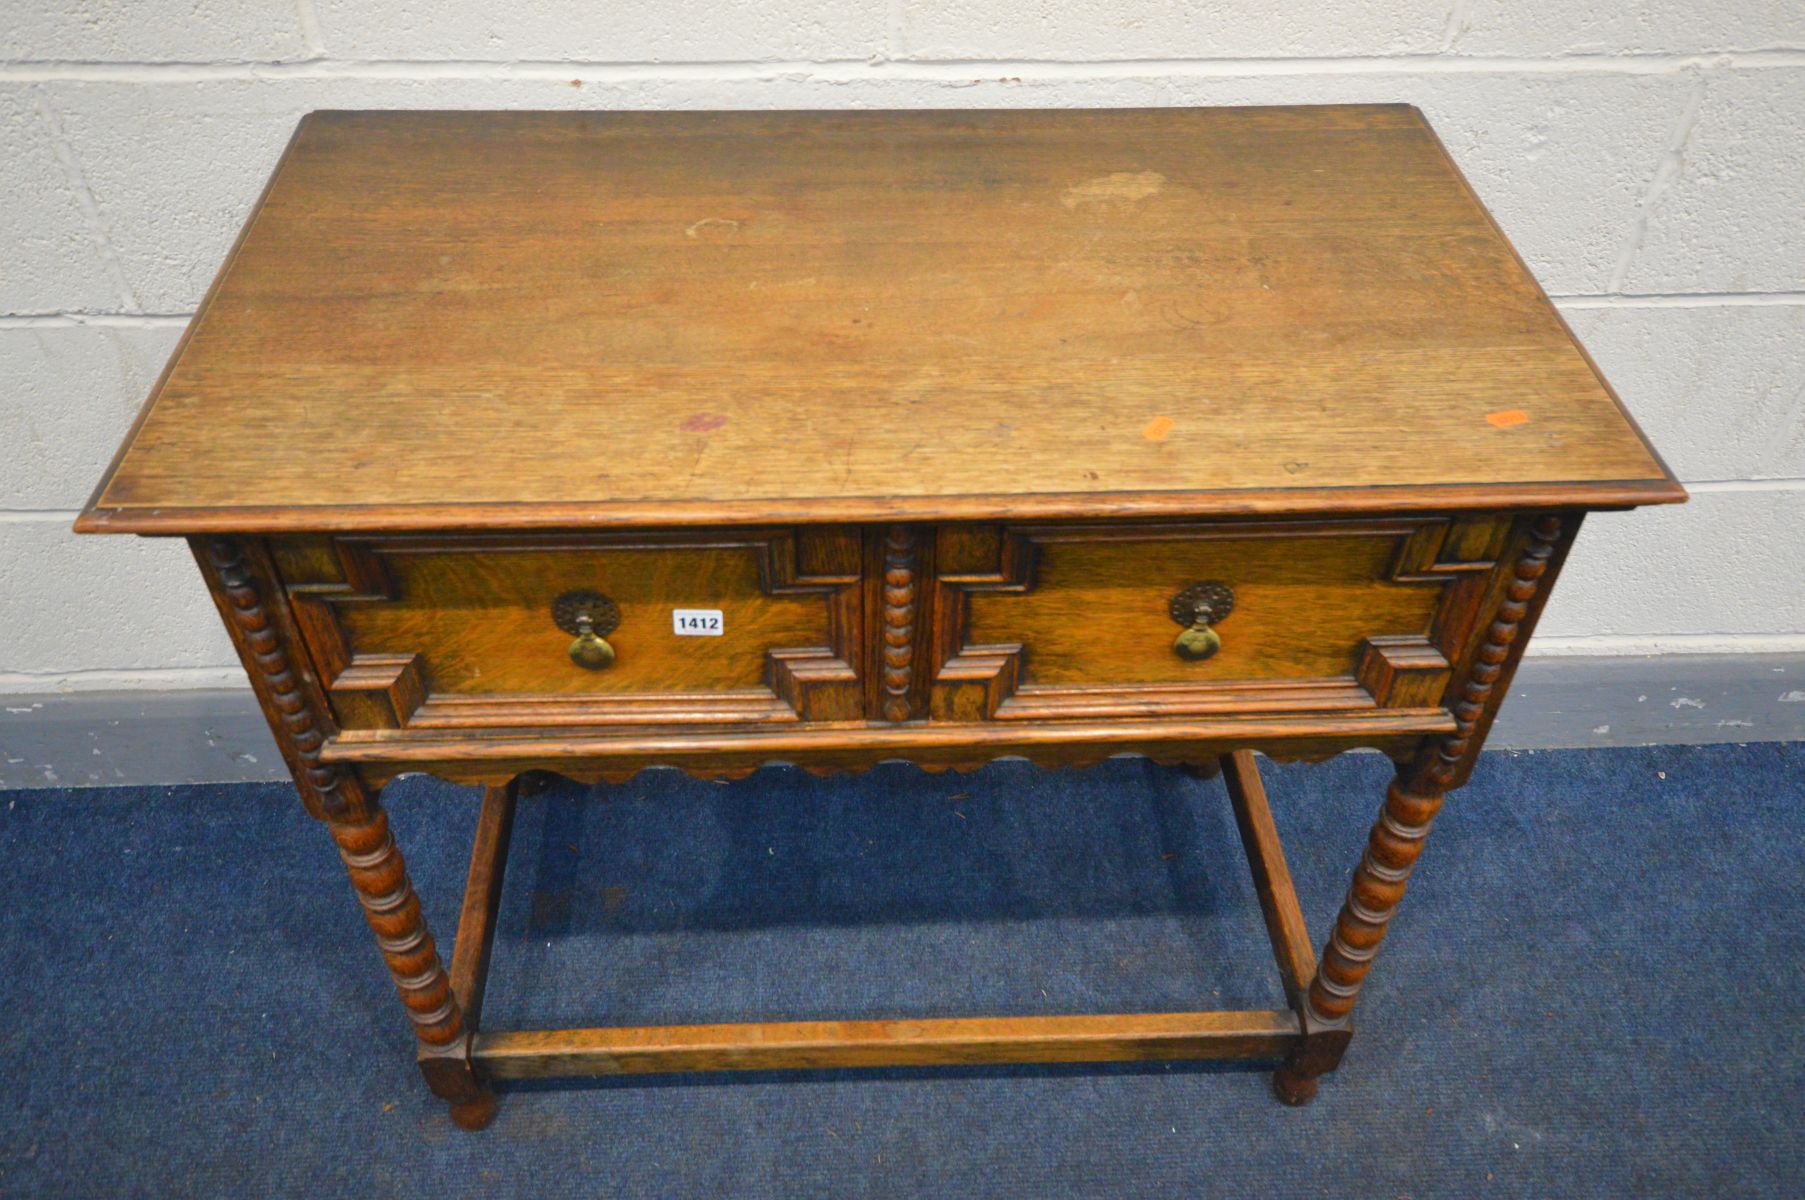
[930,518,1511,722]
[271,529,864,731]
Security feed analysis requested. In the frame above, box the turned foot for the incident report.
[420,1041,496,1131]
[1272,1064,1320,1106]
[1272,1025,1348,1107]
[448,1091,499,1131]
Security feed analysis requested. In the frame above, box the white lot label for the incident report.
[672,609,724,636]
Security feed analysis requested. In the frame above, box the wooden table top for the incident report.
[79,106,1681,534]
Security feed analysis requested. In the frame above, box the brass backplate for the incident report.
[552,590,620,637]
[1169,581,1235,627]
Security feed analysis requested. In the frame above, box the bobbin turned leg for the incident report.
[329,805,496,1131]
[1273,515,1566,1104]
[1273,768,1441,1105]
[190,535,495,1131]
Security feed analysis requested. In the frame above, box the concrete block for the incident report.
[49,76,676,311]
[47,83,302,313]
[0,324,183,509]
[1562,302,1805,483]
[1538,488,1805,642]
[1451,1,1805,56]
[1621,68,1805,295]
[0,518,236,677]
[1379,72,1691,295]
[0,1,306,63]
[48,67,1686,308]
[899,0,1447,60]
[0,88,121,314]
[313,0,886,62]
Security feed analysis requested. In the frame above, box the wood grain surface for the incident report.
[472,1010,1301,1077]
[963,525,1440,686]
[336,544,826,696]
[78,106,1681,534]
[320,708,1456,788]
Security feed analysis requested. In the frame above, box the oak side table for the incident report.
[77,107,1685,1129]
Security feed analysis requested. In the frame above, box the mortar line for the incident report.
[7,295,1804,327]
[33,94,140,313]
[0,312,192,328]
[0,667,250,692]
[1527,633,1805,656]
[1685,478,1805,494]
[6,644,1802,697]
[3,49,1804,82]
[1439,0,1474,54]
[1607,69,1708,293]
[293,0,328,59]
[882,0,906,63]
[1554,292,1805,308]
[0,511,83,522]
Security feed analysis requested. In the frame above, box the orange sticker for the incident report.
[1141,415,1176,442]
[1485,409,1530,429]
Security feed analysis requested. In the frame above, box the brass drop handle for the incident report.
[1174,615,1221,662]
[553,590,620,672]
[1169,582,1235,663]
[568,615,616,670]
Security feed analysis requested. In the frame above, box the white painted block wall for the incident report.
[3,3,1803,692]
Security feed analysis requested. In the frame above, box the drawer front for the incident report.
[271,529,864,731]
[930,518,1511,722]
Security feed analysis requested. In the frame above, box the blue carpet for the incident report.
[1,743,1801,1198]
